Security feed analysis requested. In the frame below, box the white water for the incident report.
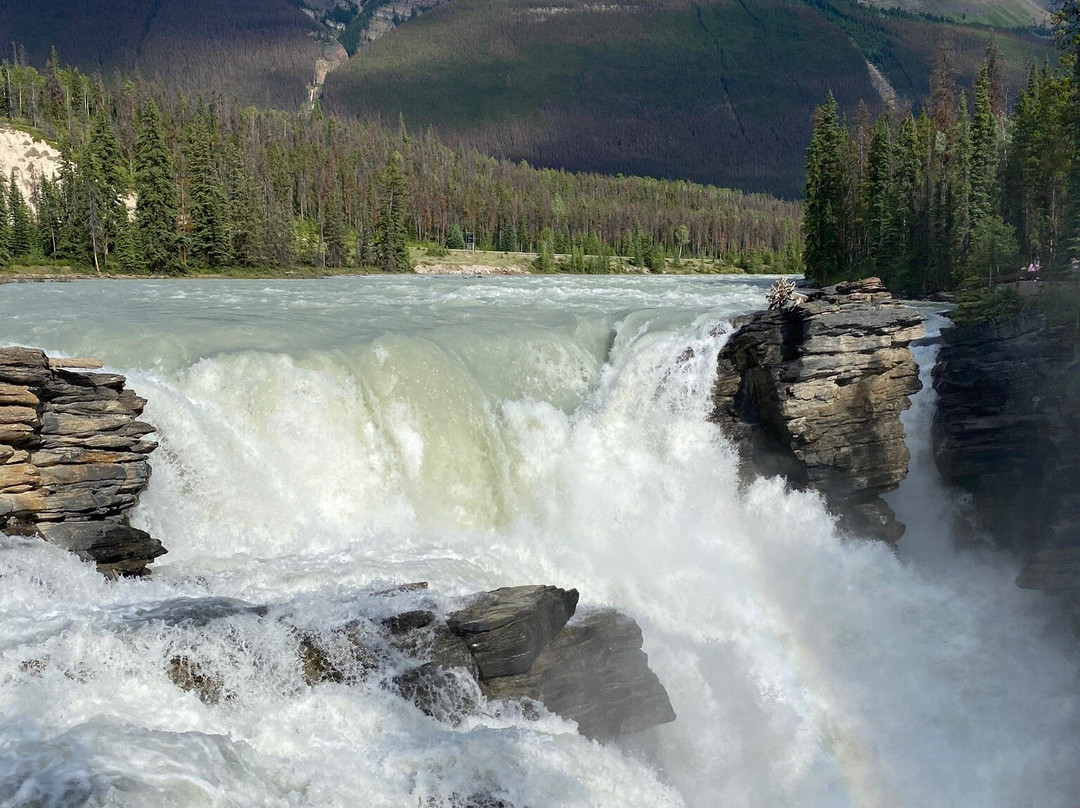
[0,277,1077,808]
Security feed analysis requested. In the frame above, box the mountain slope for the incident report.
[323,0,1052,196]
[0,0,325,109]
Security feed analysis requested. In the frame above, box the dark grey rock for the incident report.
[481,610,676,740]
[447,585,579,678]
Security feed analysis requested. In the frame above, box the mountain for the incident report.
[859,0,1052,28]
[0,0,1055,197]
[322,0,1053,196]
[0,0,326,109]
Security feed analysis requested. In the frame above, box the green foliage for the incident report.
[803,94,850,285]
[802,37,1078,297]
[134,100,180,273]
[186,109,233,268]
[951,286,1027,324]
[7,175,32,257]
[1,54,802,275]
[445,222,465,249]
[374,151,411,272]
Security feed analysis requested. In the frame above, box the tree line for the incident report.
[0,51,802,274]
[802,16,1079,300]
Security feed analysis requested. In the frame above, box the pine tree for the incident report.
[373,151,411,272]
[970,66,999,224]
[862,115,893,274]
[803,93,849,285]
[324,189,348,268]
[186,110,232,268]
[112,215,143,272]
[446,221,465,249]
[7,174,32,257]
[81,112,127,271]
[226,143,265,267]
[134,100,180,273]
[0,184,10,266]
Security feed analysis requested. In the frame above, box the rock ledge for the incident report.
[0,346,163,574]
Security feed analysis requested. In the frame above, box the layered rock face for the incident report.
[932,314,1080,610]
[0,346,164,575]
[292,584,676,741]
[711,278,924,542]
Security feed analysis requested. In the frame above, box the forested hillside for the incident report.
[0,58,800,275]
[324,0,1053,197]
[859,0,1050,28]
[802,14,1078,311]
[0,0,324,109]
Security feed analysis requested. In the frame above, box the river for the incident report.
[0,276,1077,807]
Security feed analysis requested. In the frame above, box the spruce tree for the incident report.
[970,67,999,224]
[862,115,893,274]
[0,184,10,266]
[82,112,127,271]
[134,100,180,273]
[226,144,265,267]
[803,93,849,285]
[446,221,465,249]
[186,111,232,268]
[7,174,32,257]
[373,151,411,272]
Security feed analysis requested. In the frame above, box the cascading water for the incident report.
[1,277,1078,808]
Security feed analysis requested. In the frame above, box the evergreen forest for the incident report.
[803,2,1079,318]
[0,52,802,275]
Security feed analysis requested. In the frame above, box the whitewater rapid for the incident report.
[0,277,1077,808]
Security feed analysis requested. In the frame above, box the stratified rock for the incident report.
[0,346,164,574]
[711,277,924,541]
[447,585,579,678]
[481,610,677,740]
[931,312,1080,614]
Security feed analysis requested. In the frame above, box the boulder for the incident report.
[711,278,924,541]
[446,585,579,678]
[481,610,677,740]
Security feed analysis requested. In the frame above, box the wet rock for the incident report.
[481,610,676,740]
[0,346,163,574]
[167,655,228,704]
[297,623,381,685]
[447,585,579,678]
[711,277,924,542]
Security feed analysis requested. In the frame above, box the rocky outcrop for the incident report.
[0,346,163,575]
[445,585,675,740]
[931,313,1080,609]
[256,584,675,740]
[446,585,580,678]
[711,278,924,541]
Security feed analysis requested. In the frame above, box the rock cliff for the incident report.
[931,313,1080,614]
[711,278,924,541]
[0,346,164,575]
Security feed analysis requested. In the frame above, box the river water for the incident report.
[0,276,1077,808]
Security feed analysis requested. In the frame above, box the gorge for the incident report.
[0,275,1078,808]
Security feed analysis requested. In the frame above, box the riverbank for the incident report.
[0,249,779,282]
